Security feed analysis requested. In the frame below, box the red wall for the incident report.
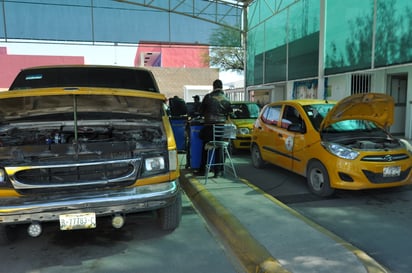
[135,42,209,68]
[0,47,84,89]
[1,42,209,89]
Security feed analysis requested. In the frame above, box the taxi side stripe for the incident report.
[262,145,301,162]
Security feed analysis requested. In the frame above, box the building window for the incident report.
[351,74,371,95]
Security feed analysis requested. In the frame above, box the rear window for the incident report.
[9,67,159,92]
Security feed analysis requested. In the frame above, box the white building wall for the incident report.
[183,85,211,102]
[314,65,412,138]
[249,64,412,138]
[277,64,412,138]
[325,75,349,101]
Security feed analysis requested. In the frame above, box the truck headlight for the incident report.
[237,127,250,135]
[322,142,359,160]
[145,157,165,171]
[169,150,177,171]
[0,169,5,183]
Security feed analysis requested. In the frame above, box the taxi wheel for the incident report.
[251,144,265,168]
[307,161,335,197]
[229,140,238,155]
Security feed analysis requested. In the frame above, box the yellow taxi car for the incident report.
[251,93,412,197]
[229,101,261,152]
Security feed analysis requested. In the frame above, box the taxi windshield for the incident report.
[231,103,260,119]
[304,104,381,133]
[303,104,334,130]
[323,120,380,132]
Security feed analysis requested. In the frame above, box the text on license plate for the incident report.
[59,212,96,230]
[383,166,401,177]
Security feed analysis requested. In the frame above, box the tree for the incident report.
[326,0,412,69]
[206,26,244,72]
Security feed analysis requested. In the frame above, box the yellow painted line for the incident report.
[180,171,291,273]
[239,178,390,273]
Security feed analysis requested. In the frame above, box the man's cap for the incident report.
[192,95,200,99]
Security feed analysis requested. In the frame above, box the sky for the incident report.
[0,41,244,87]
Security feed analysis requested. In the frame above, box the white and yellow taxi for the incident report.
[229,101,260,152]
[251,93,412,196]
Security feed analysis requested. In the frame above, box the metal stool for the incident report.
[204,123,237,184]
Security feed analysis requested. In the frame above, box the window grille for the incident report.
[351,74,371,95]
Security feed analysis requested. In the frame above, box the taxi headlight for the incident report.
[322,142,359,160]
[399,139,412,155]
[145,157,165,171]
[237,127,250,135]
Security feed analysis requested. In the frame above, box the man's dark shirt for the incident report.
[200,89,232,124]
[169,97,187,117]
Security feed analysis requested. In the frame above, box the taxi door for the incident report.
[255,104,283,163]
[273,105,306,173]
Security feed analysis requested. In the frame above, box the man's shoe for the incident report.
[213,171,223,178]
[194,168,206,176]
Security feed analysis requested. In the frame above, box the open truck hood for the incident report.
[0,88,165,121]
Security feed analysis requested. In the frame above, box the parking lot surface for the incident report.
[0,193,242,273]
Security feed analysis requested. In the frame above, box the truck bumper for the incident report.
[0,180,180,224]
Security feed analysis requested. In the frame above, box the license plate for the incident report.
[59,212,96,230]
[383,166,401,177]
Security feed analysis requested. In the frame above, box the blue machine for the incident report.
[170,117,187,151]
[187,119,204,170]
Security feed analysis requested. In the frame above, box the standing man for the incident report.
[169,95,188,117]
[191,95,201,117]
[198,79,232,177]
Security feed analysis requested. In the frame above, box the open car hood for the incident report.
[320,93,394,130]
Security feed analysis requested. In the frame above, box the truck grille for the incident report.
[7,158,141,190]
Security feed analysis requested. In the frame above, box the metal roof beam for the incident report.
[114,0,244,31]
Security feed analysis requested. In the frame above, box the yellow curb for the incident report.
[239,178,391,273]
[181,171,291,273]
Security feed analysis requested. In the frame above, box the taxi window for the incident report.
[261,105,281,125]
[281,105,303,129]
[247,103,260,118]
